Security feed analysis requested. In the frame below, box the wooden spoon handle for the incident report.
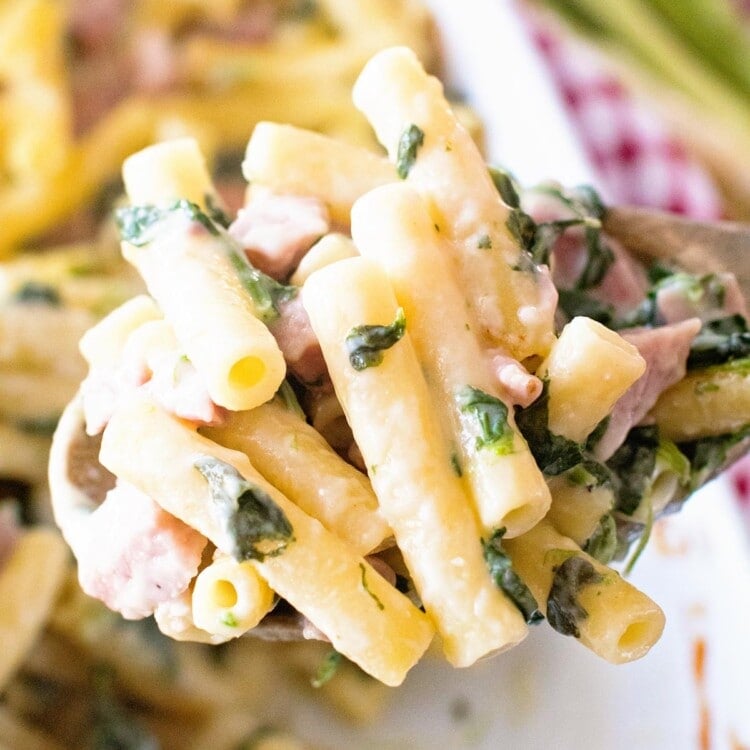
[604,205,750,275]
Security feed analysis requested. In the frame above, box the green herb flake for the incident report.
[450,452,463,477]
[623,498,654,575]
[557,288,614,327]
[695,381,721,395]
[546,556,603,638]
[275,380,305,419]
[396,124,425,179]
[477,234,492,249]
[583,514,618,564]
[195,456,294,561]
[687,315,750,369]
[311,649,343,688]
[359,563,385,610]
[488,166,522,208]
[221,611,239,628]
[345,308,406,371]
[14,414,60,436]
[456,386,515,455]
[682,424,750,490]
[483,529,543,624]
[13,281,61,306]
[204,192,232,228]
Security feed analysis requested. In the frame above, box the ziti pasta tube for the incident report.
[303,257,528,667]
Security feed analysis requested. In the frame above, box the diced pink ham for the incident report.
[76,480,206,619]
[524,189,648,314]
[594,318,701,459]
[144,352,225,426]
[82,348,223,436]
[655,272,747,325]
[589,240,650,314]
[488,350,543,408]
[0,503,20,570]
[365,555,397,588]
[229,194,329,280]
[268,295,327,385]
[81,368,141,436]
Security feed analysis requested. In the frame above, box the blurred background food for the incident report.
[0,2,439,747]
[529,0,750,219]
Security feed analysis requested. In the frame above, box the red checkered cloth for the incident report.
[528,15,724,221]
[526,13,750,528]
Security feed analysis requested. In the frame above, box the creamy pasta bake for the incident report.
[41,46,750,690]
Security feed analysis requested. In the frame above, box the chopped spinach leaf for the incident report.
[515,382,583,475]
[585,416,611,452]
[623,498,654,575]
[687,315,750,369]
[606,425,660,515]
[359,563,385,610]
[228,248,297,324]
[656,439,691,486]
[204,193,232,228]
[195,456,294,561]
[546,556,603,638]
[311,649,342,688]
[13,281,60,306]
[681,425,750,489]
[396,124,424,178]
[583,513,618,564]
[505,207,538,258]
[345,308,406,371]
[483,529,543,624]
[488,166,522,208]
[116,199,218,246]
[557,289,615,326]
[576,225,615,289]
[456,386,515,455]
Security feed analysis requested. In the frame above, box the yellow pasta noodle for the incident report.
[192,555,276,639]
[78,294,162,370]
[203,398,390,555]
[351,182,550,537]
[121,140,285,411]
[302,257,528,666]
[503,520,665,664]
[352,46,556,361]
[538,316,646,444]
[649,360,750,441]
[290,233,359,286]
[242,122,396,226]
[0,528,69,690]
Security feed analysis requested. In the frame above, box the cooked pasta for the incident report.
[40,41,750,693]
[2,6,747,745]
